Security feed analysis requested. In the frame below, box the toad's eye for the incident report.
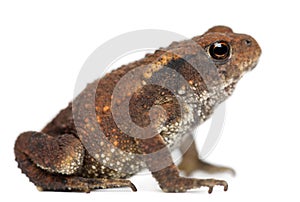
[208,41,231,60]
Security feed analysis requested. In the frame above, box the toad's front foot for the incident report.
[178,158,236,176]
[159,177,228,193]
[179,140,235,176]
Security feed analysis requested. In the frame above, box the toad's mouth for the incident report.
[224,81,237,96]
[250,60,259,70]
[244,58,260,72]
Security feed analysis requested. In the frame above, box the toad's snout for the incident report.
[241,35,261,71]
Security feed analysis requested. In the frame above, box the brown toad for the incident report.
[14,26,261,193]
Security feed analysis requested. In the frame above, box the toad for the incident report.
[14,26,261,193]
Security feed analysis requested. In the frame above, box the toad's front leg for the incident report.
[136,135,228,193]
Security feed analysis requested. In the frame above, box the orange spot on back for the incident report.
[113,141,119,146]
[103,106,110,112]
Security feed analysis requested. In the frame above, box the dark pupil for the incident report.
[209,42,230,60]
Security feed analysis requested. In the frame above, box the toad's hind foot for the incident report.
[36,177,137,192]
[35,177,137,192]
[55,177,137,193]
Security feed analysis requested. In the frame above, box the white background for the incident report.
[1,0,299,201]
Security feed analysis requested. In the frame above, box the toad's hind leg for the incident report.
[14,131,136,192]
[178,136,235,176]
